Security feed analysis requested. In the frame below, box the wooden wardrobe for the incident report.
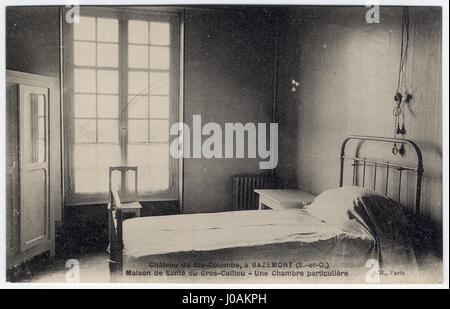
[6,70,62,270]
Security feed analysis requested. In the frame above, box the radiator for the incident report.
[232,174,279,210]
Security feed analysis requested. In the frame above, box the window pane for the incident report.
[128,45,148,68]
[74,16,96,41]
[74,94,96,118]
[95,168,111,193]
[98,119,119,143]
[97,18,118,42]
[96,144,121,167]
[74,144,97,168]
[74,144,120,168]
[150,120,169,142]
[74,69,96,93]
[150,22,170,45]
[128,144,169,192]
[150,96,169,118]
[74,41,96,66]
[98,95,119,118]
[74,168,97,193]
[126,172,138,194]
[75,119,96,143]
[74,165,119,193]
[97,43,118,67]
[128,144,169,167]
[149,166,170,191]
[128,120,148,143]
[134,167,150,193]
[150,46,170,69]
[129,20,148,44]
[137,167,169,192]
[128,144,150,167]
[97,70,118,94]
[149,72,169,95]
[27,95,46,163]
[110,170,122,192]
[128,71,148,95]
[150,143,170,166]
[128,95,148,118]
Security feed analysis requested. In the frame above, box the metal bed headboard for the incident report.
[339,135,424,218]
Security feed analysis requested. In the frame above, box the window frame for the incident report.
[63,7,181,205]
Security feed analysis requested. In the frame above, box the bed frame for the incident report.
[340,135,423,219]
[108,191,124,278]
[108,135,424,278]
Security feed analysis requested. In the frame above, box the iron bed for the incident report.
[340,135,423,219]
[107,135,424,281]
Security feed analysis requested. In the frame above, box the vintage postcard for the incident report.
[1,0,448,289]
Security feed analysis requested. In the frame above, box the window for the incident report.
[64,8,180,204]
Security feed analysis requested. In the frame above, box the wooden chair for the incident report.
[109,166,142,218]
[108,167,142,277]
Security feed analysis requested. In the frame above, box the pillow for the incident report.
[305,186,417,269]
[305,186,379,226]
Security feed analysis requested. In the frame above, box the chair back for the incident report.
[109,166,138,205]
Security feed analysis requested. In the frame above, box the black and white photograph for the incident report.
[1,0,448,289]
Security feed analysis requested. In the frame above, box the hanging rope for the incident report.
[392,7,409,155]
[395,7,410,95]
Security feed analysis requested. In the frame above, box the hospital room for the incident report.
[4,4,444,285]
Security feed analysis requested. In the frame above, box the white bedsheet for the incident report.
[123,209,373,258]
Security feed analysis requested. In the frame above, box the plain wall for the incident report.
[275,6,442,251]
[182,9,276,213]
[6,6,61,78]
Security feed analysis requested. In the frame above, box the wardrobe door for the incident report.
[19,85,50,252]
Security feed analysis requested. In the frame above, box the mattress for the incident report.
[122,209,377,283]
